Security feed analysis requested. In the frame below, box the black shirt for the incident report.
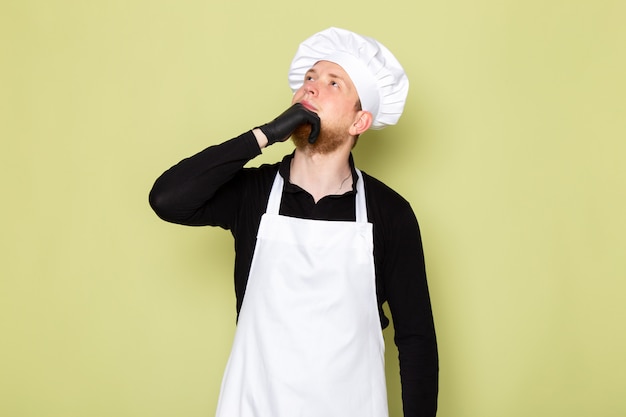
[149,131,438,417]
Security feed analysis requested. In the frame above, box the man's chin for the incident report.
[291,125,313,149]
[291,124,347,155]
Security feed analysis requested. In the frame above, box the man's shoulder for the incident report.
[239,161,281,182]
[360,170,411,208]
[360,170,421,239]
[232,162,281,207]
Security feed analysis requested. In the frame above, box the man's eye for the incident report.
[331,81,339,88]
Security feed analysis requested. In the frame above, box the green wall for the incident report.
[2,1,625,416]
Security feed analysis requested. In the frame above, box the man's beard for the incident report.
[291,123,348,154]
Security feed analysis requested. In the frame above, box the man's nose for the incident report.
[304,83,318,96]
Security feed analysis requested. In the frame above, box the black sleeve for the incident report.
[148,131,262,227]
[383,201,439,417]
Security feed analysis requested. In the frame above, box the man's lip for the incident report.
[300,100,317,112]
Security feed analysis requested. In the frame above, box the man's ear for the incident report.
[349,111,373,136]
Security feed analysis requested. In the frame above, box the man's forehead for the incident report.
[307,61,352,80]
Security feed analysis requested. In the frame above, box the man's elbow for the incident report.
[148,186,177,222]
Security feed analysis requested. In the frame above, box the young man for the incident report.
[150,27,438,417]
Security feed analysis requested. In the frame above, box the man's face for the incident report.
[291,60,362,153]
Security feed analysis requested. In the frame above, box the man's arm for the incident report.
[149,131,262,226]
[148,103,320,226]
[385,203,439,417]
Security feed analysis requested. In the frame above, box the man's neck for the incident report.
[290,147,353,203]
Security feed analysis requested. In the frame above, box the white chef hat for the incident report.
[288,27,409,130]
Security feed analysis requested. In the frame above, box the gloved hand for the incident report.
[259,103,321,145]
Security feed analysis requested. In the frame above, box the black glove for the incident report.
[259,103,321,145]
